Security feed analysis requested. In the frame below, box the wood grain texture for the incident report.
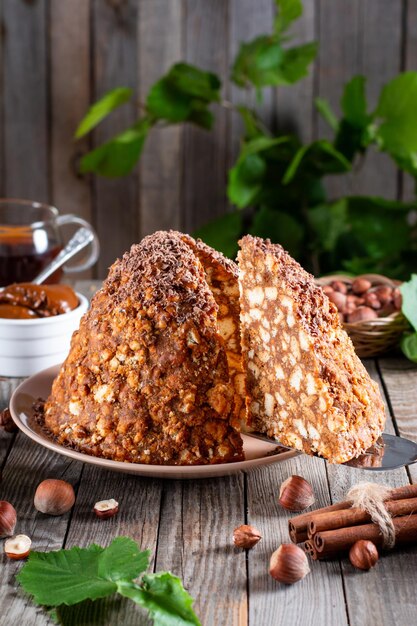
[317,0,400,200]
[0,2,413,276]
[402,0,417,202]
[2,0,49,200]
[154,476,247,626]
[92,0,139,276]
[0,435,83,625]
[378,357,417,483]
[50,0,93,278]
[228,0,275,165]
[316,0,361,200]
[247,455,348,626]
[183,0,229,233]
[326,360,417,626]
[351,0,402,198]
[62,466,162,625]
[138,0,183,236]
[277,0,316,142]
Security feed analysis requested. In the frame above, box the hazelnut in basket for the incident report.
[317,274,408,358]
[322,276,402,323]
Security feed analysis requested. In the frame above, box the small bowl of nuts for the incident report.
[316,274,409,357]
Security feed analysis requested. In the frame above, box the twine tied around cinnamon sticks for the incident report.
[288,483,417,560]
[346,483,396,549]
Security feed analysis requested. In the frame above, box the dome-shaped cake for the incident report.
[43,231,244,465]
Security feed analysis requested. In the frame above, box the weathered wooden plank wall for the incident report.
[0,0,415,277]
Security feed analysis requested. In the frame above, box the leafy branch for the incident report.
[75,0,417,282]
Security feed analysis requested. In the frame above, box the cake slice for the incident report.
[43,231,243,465]
[238,235,385,463]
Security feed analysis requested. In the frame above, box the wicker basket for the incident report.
[316,274,409,358]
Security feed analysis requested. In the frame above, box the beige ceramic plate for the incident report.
[10,364,298,479]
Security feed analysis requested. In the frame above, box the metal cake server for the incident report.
[247,432,417,471]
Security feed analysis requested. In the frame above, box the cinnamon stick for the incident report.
[313,513,417,558]
[308,497,417,537]
[304,540,318,560]
[289,483,417,543]
[289,502,348,543]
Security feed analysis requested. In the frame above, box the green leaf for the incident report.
[278,42,318,84]
[334,119,368,161]
[275,0,303,34]
[75,87,133,139]
[168,63,221,101]
[147,79,195,122]
[17,538,150,607]
[187,107,214,130]
[194,211,243,259]
[228,136,291,208]
[315,97,339,131]
[236,106,267,139]
[308,200,349,252]
[120,573,200,626]
[146,63,220,128]
[375,72,417,155]
[400,274,417,331]
[341,75,369,127]
[228,153,266,208]
[231,33,316,91]
[401,332,417,363]
[282,140,350,184]
[231,35,284,89]
[249,206,304,257]
[79,119,151,177]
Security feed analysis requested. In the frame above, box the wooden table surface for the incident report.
[1,281,417,626]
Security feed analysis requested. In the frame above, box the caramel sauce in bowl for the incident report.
[0,285,88,378]
[0,283,79,319]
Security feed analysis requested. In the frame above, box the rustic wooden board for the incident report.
[402,0,417,202]
[154,476,247,626]
[0,429,15,471]
[50,0,93,279]
[92,0,140,275]
[278,0,316,143]
[61,466,163,625]
[229,0,275,165]
[352,0,402,199]
[183,0,229,233]
[2,0,49,200]
[138,0,183,236]
[0,434,83,625]
[326,360,417,626]
[317,0,400,200]
[247,455,348,626]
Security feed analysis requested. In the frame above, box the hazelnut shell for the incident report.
[349,540,379,571]
[233,524,262,549]
[4,534,32,560]
[0,501,17,538]
[93,499,119,519]
[278,475,315,512]
[34,479,75,516]
[269,544,310,584]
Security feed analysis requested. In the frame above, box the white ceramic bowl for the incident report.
[0,292,88,377]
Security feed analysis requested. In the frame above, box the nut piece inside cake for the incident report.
[42,231,244,465]
[238,235,386,464]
